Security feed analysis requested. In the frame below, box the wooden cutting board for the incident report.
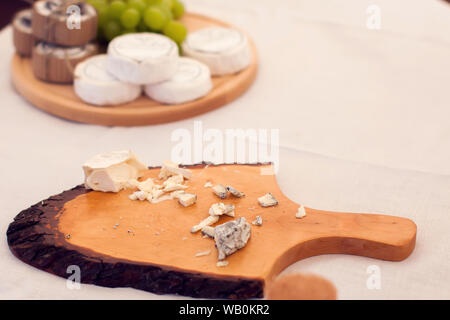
[10,13,258,126]
[6,163,417,299]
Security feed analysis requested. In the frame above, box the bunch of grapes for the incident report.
[87,0,187,45]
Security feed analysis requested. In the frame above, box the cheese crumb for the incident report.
[258,193,278,207]
[296,205,307,219]
[209,203,235,217]
[216,261,229,267]
[212,184,227,199]
[178,193,197,207]
[252,216,263,226]
[204,181,213,188]
[226,186,245,198]
[191,215,219,233]
[195,250,211,257]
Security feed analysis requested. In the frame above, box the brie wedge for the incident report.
[182,27,251,76]
[107,33,179,85]
[144,57,212,104]
[74,54,142,106]
[83,150,147,193]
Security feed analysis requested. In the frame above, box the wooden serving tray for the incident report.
[7,164,417,299]
[10,13,258,126]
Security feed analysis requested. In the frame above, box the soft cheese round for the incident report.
[74,54,142,106]
[144,57,212,105]
[107,33,179,85]
[182,27,251,76]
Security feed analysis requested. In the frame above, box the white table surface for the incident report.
[1,0,449,299]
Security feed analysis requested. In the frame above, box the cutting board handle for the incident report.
[270,210,417,280]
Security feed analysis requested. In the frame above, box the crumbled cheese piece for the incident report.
[163,182,188,192]
[171,190,185,199]
[204,181,213,188]
[258,193,278,207]
[191,215,219,233]
[201,226,215,238]
[130,190,148,201]
[216,261,229,267]
[163,174,184,186]
[178,193,197,207]
[195,250,211,257]
[137,178,155,193]
[296,205,307,219]
[151,189,164,200]
[209,203,235,217]
[160,160,193,179]
[126,178,140,188]
[214,218,251,260]
[151,194,172,203]
[226,186,245,198]
[129,193,138,200]
[212,184,227,199]
[252,216,263,226]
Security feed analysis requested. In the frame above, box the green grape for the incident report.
[146,0,163,6]
[158,3,173,20]
[163,20,187,44]
[108,0,127,19]
[120,8,140,29]
[103,20,122,41]
[127,0,147,13]
[162,0,174,10]
[171,0,184,19]
[144,6,169,31]
[87,0,107,11]
[97,4,110,27]
[122,27,137,35]
[137,17,150,32]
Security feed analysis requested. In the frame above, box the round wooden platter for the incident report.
[11,13,258,127]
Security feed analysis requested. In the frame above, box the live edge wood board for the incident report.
[10,13,258,127]
[7,164,417,299]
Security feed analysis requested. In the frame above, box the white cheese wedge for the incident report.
[144,57,212,104]
[83,150,147,193]
[182,27,251,76]
[74,54,142,106]
[107,33,179,85]
[201,226,215,238]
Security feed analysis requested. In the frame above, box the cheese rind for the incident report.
[83,150,146,193]
[107,33,179,85]
[182,27,251,76]
[144,57,212,104]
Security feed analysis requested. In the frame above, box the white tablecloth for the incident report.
[1,0,449,299]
